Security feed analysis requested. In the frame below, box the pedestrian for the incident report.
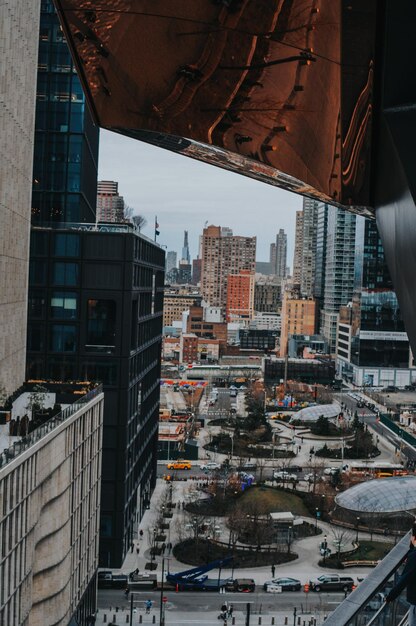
[386,523,416,624]
[139,529,144,539]
[162,542,166,553]
[271,564,276,578]
[221,602,228,613]
[145,599,152,614]
[136,546,140,554]
[124,587,130,597]
[227,604,233,618]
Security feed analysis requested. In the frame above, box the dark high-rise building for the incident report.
[337,220,411,387]
[28,1,164,568]
[27,225,165,566]
[192,258,202,285]
[32,0,99,224]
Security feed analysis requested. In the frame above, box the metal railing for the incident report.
[324,533,411,626]
[0,385,102,471]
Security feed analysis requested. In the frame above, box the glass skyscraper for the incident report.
[31,0,99,225]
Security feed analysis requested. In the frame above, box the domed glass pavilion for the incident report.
[336,476,416,513]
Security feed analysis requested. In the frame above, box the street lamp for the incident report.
[356,517,360,544]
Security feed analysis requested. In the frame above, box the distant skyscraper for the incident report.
[292,211,303,286]
[269,243,277,274]
[178,260,192,283]
[314,203,329,303]
[0,0,39,393]
[320,206,357,351]
[275,229,287,279]
[182,230,190,263]
[201,225,256,309]
[192,257,202,285]
[97,180,125,222]
[300,198,318,298]
[166,251,177,274]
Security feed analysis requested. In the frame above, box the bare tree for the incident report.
[330,527,354,561]
[131,213,147,231]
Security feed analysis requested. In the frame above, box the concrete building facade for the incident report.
[254,275,281,313]
[275,229,287,279]
[280,291,317,356]
[200,225,256,310]
[0,0,40,394]
[300,198,318,298]
[226,270,255,324]
[0,386,104,626]
[292,211,303,286]
[96,180,125,223]
[163,292,202,327]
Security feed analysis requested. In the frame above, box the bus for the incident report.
[348,461,408,478]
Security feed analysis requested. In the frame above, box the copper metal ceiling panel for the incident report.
[54,0,377,214]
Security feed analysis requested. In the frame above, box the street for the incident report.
[97,587,346,613]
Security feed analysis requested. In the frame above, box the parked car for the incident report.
[200,461,221,471]
[309,574,354,592]
[303,473,318,483]
[323,467,339,476]
[166,460,192,470]
[97,571,113,589]
[281,465,303,473]
[239,461,257,470]
[263,577,301,592]
[225,578,255,592]
[273,471,297,481]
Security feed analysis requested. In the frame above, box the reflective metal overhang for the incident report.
[53,0,378,215]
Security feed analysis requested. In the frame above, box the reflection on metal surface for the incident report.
[54,0,377,213]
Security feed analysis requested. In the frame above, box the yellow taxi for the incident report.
[166,460,192,470]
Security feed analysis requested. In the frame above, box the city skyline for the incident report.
[98,130,301,265]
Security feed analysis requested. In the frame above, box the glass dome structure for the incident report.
[336,476,416,513]
[290,403,341,423]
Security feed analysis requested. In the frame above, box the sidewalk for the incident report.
[93,607,326,625]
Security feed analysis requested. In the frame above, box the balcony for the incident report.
[324,533,412,625]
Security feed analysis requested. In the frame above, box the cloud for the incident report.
[98,129,301,263]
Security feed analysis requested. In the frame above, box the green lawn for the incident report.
[354,541,394,561]
[238,486,311,517]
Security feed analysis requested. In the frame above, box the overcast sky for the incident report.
[98,129,302,266]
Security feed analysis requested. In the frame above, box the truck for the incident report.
[309,574,354,592]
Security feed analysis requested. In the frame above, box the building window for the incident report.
[81,360,118,386]
[27,325,44,352]
[86,300,116,353]
[54,233,80,257]
[53,262,79,286]
[50,324,77,352]
[47,357,76,380]
[50,291,77,319]
[28,291,46,318]
[29,260,47,285]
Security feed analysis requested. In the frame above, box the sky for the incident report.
[98,129,302,266]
